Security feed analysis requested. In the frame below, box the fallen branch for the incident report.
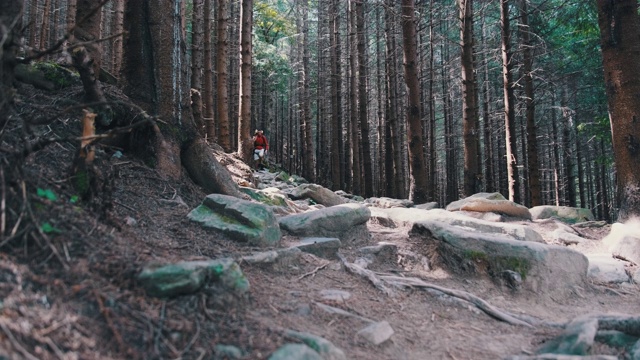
[313,302,375,324]
[379,275,533,328]
[93,290,127,353]
[338,254,394,296]
[298,262,329,280]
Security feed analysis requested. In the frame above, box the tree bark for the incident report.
[238,0,253,162]
[349,1,361,195]
[0,0,22,126]
[330,0,343,190]
[203,0,215,141]
[216,0,231,152]
[356,0,373,197]
[596,0,640,221]
[401,0,430,203]
[459,0,481,197]
[520,0,541,207]
[299,0,315,182]
[500,0,520,203]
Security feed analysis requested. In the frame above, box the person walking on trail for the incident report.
[252,129,269,170]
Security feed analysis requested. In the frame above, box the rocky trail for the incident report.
[2,112,640,359]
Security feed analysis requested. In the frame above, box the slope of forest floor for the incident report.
[1,83,639,360]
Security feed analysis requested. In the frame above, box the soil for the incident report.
[1,82,639,360]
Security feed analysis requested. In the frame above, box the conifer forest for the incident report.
[3,0,640,221]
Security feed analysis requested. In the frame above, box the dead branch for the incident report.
[297,262,329,280]
[378,275,534,328]
[93,290,127,353]
[313,302,375,323]
[1,167,5,236]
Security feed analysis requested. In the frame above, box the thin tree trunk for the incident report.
[384,0,399,198]
[401,0,430,203]
[349,1,361,195]
[428,0,437,201]
[520,0,541,206]
[460,0,480,197]
[500,0,520,203]
[356,0,373,197]
[216,0,231,151]
[238,0,253,161]
[39,0,50,51]
[190,0,204,134]
[330,0,343,190]
[111,0,124,78]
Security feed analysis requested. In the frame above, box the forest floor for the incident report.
[1,83,639,360]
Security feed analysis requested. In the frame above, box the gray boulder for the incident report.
[446,192,532,220]
[285,330,347,360]
[291,237,342,259]
[137,258,249,298]
[371,208,543,243]
[530,205,595,224]
[287,184,346,207]
[414,202,438,210]
[603,222,640,265]
[188,194,282,247]
[411,219,588,295]
[279,204,371,242]
[269,344,323,360]
[587,255,631,284]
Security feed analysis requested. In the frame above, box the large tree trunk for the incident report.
[216,0,231,152]
[356,0,373,197]
[401,0,430,204]
[459,0,481,197]
[384,0,399,198]
[203,0,215,141]
[596,0,640,221]
[0,0,22,126]
[500,0,520,203]
[237,0,253,162]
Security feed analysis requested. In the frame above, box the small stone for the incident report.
[320,289,351,303]
[214,344,243,359]
[125,216,137,226]
[269,344,322,360]
[357,321,394,345]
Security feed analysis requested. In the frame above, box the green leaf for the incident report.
[41,222,62,234]
[70,195,79,204]
[37,188,57,201]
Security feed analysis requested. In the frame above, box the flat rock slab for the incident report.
[279,204,371,242]
[286,184,345,207]
[530,205,595,224]
[411,219,588,296]
[371,208,543,243]
[291,237,342,259]
[603,222,640,265]
[188,194,282,247]
[137,258,249,298]
[446,192,532,220]
[587,254,631,284]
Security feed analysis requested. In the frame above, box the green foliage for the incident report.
[255,0,295,45]
[41,222,62,234]
[37,188,57,201]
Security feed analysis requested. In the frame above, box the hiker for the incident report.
[252,129,269,170]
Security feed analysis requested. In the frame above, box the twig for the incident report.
[44,337,66,360]
[313,302,375,323]
[178,317,200,357]
[114,200,137,213]
[379,275,534,328]
[0,167,5,237]
[297,262,329,280]
[0,322,40,360]
[93,290,127,353]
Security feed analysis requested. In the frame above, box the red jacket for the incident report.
[254,134,269,150]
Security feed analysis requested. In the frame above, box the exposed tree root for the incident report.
[338,254,534,327]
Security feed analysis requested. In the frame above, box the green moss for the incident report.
[463,249,489,261]
[492,256,530,279]
[33,61,80,89]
